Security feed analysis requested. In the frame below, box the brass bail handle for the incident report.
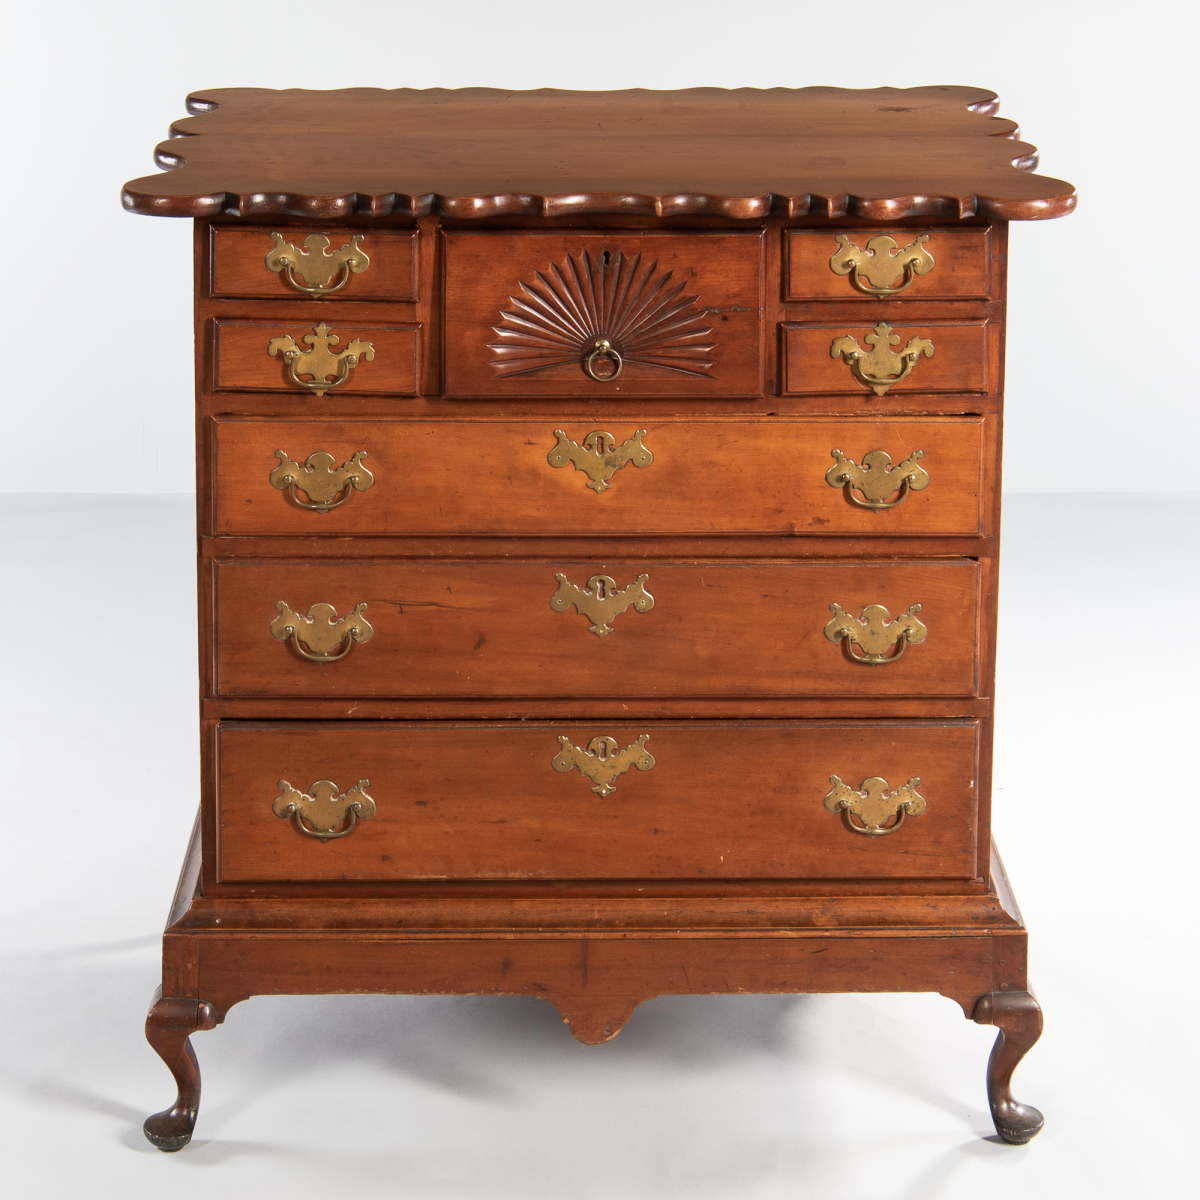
[584,338,624,382]
[282,262,351,298]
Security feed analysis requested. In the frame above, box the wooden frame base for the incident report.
[144,824,1044,1150]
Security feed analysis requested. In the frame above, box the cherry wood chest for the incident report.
[123,87,1075,1150]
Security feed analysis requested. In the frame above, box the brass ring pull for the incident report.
[584,338,624,382]
[281,261,353,298]
[272,779,376,844]
[824,602,927,666]
[270,600,374,662]
[824,775,926,838]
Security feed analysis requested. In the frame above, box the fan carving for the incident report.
[489,249,716,381]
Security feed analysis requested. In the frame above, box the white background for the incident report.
[1,1,1197,1196]
[0,0,1197,493]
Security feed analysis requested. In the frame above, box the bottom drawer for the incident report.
[216,720,980,883]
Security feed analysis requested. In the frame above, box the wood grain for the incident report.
[121,87,1076,222]
[786,227,992,301]
[209,227,417,300]
[216,719,979,883]
[783,320,990,397]
[212,558,981,698]
[212,320,419,394]
[443,232,763,398]
[211,416,988,538]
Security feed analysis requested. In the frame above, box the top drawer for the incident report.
[786,228,992,302]
[209,227,418,301]
[443,233,763,398]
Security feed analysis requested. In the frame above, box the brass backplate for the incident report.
[265,232,370,295]
[270,600,373,661]
[269,449,374,512]
[273,778,376,842]
[824,774,926,836]
[547,429,653,492]
[824,602,926,665]
[549,573,655,637]
[552,734,655,797]
[267,323,375,396]
[828,233,935,295]
[826,448,929,511]
[829,322,935,396]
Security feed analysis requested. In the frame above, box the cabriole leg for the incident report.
[142,987,218,1152]
[972,989,1045,1144]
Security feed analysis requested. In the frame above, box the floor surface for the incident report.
[0,493,1195,1198]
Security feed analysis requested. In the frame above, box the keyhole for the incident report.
[594,579,608,599]
[596,742,609,761]
[602,250,611,266]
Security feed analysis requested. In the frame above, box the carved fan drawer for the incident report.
[212,320,420,395]
[442,232,763,397]
[783,319,992,399]
[213,558,980,698]
[786,227,992,301]
[209,227,418,301]
[215,719,980,883]
[213,416,988,537]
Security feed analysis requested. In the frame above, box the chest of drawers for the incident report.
[123,86,1075,1151]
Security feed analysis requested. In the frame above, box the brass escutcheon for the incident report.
[547,429,653,492]
[273,778,376,843]
[826,448,929,511]
[267,322,375,396]
[265,232,370,297]
[552,734,655,797]
[549,573,654,638]
[828,233,935,297]
[270,600,374,662]
[269,449,375,513]
[829,322,935,396]
[824,602,926,665]
[824,775,926,837]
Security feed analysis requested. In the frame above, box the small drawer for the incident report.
[216,718,980,882]
[786,228,992,301]
[213,416,988,537]
[443,232,763,397]
[213,558,980,699]
[212,320,419,395]
[209,227,418,301]
[783,320,989,396]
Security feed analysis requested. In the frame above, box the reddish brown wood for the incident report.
[215,719,980,883]
[121,87,1075,222]
[443,232,763,398]
[783,321,991,396]
[212,558,982,699]
[212,320,419,394]
[973,990,1045,1143]
[209,227,418,300]
[142,988,217,1152]
[127,88,1064,1148]
[786,227,993,301]
[212,416,988,538]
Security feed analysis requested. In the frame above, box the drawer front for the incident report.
[216,719,979,882]
[213,320,420,394]
[443,233,763,397]
[783,321,989,396]
[786,228,992,301]
[213,417,987,537]
[209,228,418,301]
[214,559,980,698]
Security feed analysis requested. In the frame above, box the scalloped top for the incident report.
[121,86,1075,222]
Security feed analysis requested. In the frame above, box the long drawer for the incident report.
[216,719,980,882]
[213,558,980,698]
[213,417,988,537]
